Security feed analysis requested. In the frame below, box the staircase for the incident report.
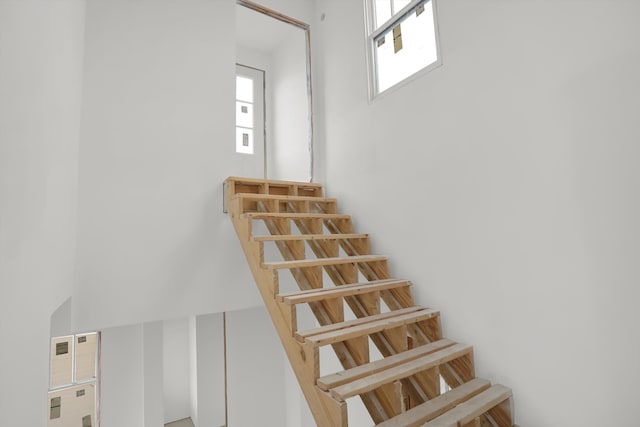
[225,176,515,427]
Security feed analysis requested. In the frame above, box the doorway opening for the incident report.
[236,0,314,182]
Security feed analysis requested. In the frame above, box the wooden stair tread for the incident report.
[242,212,350,220]
[329,343,473,400]
[253,233,368,242]
[299,307,439,347]
[375,378,492,427]
[264,254,387,270]
[278,279,410,305]
[317,339,455,391]
[423,384,513,427]
[232,193,336,203]
[296,306,424,341]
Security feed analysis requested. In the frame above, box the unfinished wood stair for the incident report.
[225,177,515,427]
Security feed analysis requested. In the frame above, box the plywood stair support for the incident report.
[225,177,515,427]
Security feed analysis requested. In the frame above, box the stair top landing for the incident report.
[225,176,323,199]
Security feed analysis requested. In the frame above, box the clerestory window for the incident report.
[364,0,441,98]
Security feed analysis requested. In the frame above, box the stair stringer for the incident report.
[228,197,348,427]
[256,202,444,418]
[229,196,407,424]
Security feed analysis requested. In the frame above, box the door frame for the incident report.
[236,0,315,181]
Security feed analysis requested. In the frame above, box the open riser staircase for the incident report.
[225,177,515,427]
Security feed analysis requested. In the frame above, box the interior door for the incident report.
[235,64,265,179]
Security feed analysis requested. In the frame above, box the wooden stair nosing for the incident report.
[296,306,426,341]
[422,384,513,427]
[225,175,323,189]
[242,212,350,220]
[329,343,474,400]
[299,307,440,347]
[264,254,387,270]
[317,338,456,392]
[375,378,492,427]
[253,233,368,242]
[232,193,336,203]
[277,279,411,305]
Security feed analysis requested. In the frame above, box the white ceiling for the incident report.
[236,4,303,54]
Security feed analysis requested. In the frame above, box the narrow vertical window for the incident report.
[236,75,255,154]
[365,0,440,97]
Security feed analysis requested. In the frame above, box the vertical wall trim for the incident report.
[263,68,268,180]
[223,312,229,427]
[96,332,102,427]
[305,29,315,182]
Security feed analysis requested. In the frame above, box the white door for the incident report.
[235,64,265,179]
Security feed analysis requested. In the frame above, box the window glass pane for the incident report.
[50,407,61,419]
[236,127,254,154]
[375,1,437,93]
[50,396,62,419]
[75,333,97,382]
[50,337,73,388]
[56,342,69,355]
[393,0,411,13]
[375,0,392,29]
[236,76,253,103]
[236,101,253,128]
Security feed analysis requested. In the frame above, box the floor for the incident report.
[164,418,196,427]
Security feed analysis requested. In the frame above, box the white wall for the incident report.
[237,46,272,81]
[163,318,192,423]
[226,306,287,426]
[51,298,73,338]
[194,313,226,427]
[144,322,164,427]
[257,0,314,24]
[74,0,261,332]
[101,324,145,427]
[284,355,324,427]
[270,28,311,182]
[312,1,640,426]
[0,1,84,425]
[101,322,164,427]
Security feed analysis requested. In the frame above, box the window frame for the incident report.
[48,332,100,426]
[364,0,442,100]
